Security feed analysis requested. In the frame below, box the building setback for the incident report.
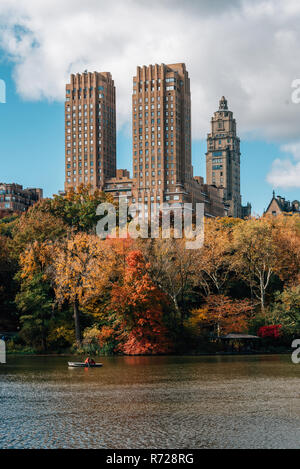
[64,71,116,192]
[0,183,43,218]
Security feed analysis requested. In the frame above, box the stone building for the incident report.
[206,96,251,218]
[265,191,300,216]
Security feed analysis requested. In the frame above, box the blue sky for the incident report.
[1,0,300,216]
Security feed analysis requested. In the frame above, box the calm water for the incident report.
[1,354,300,449]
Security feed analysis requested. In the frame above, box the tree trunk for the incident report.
[74,297,81,346]
[260,275,265,316]
[173,296,183,328]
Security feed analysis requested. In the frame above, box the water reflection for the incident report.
[1,355,300,449]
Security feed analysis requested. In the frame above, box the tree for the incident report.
[140,238,196,327]
[39,184,114,233]
[232,218,276,313]
[194,218,233,296]
[83,236,134,322]
[15,241,57,350]
[53,233,112,345]
[0,235,18,330]
[266,285,300,336]
[190,294,253,337]
[12,208,67,257]
[111,250,173,355]
[0,214,19,238]
[15,273,54,351]
[271,215,300,285]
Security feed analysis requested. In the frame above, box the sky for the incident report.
[0,0,300,215]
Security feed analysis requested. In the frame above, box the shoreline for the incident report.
[5,350,292,357]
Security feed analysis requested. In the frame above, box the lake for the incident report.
[1,354,300,449]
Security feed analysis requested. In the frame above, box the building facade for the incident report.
[64,71,116,192]
[0,183,43,218]
[206,96,250,218]
[131,63,192,207]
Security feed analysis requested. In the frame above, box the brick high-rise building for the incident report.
[206,96,243,217]
[64,71,116,192]
[131,63,192,206]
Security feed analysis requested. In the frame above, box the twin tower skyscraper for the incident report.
[64,64,250,218]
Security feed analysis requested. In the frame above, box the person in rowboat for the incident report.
[84,357,96,366]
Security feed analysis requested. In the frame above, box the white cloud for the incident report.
[267,142,300,188]
[1,0,300,140]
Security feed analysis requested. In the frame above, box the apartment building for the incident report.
[64,71,116,192]
[0,183,43,218]
[131,63,192,207]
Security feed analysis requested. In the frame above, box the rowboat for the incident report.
[68,362,103,368]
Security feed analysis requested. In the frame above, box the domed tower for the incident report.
[206,97,242,218]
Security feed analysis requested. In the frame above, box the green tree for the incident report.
[268,285,300,337]
[15,272,55,351]
[39,185,114,233]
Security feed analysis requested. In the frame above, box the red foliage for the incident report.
[257,325,282,339]
[111,250,173,355]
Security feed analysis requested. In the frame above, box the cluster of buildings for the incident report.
[1,62,299,221]
[0,183,42,219]
[64,64,251,218]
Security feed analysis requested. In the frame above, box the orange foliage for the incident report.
[191,294,253,336]
[54,232,113,306]
[111,250,173,355]
[19,240,56,281]
[271,215,300,285]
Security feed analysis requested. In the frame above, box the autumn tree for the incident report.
[139,238,196,327]
[15,241,57,350]
[83,236,134,322]
[190,294,253,337]
[0,214,19,238]
[194,218,234,296]
[232,217,277,313]
[111,250,173,355]
[53,233,113,345]
[12,208,67,257]
[271,215,300,285]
